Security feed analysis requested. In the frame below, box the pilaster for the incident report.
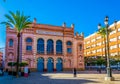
[44,59,47,70]
[54,59,56,69]
[54,40,56,55]
[44,39,47,54]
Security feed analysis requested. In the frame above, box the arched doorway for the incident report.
[47,57,54,72]
[56,58,63,71]
[37,57,44,72]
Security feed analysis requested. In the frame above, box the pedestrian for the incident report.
[98,66,101,73]
[73,68,77,77]
[28,68,30,76]
[24,65,28,77]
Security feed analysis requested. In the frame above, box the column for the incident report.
[44,58,47,71]
[63,38,66,69]
[54,59,56,71]
[73,40,77,68]
[33,35,37,68]
[34,59,37,68]
[44,39,47,54]
[54,40,56,55]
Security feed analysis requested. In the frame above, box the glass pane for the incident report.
[47,40,54,54]
[67,48,72,53]
[26,46,32,51]
[56,45,62,54]
[37,38,44,54]
[80,44,82,51]
[9,39,13,47]
[67,41,72,45]
[26,38,32,42]
[56,40,62,54]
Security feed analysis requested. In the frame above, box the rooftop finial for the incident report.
[6,24,10,29]
[81,32,84,36]
[62,22,66,27]
[33,18,37,23]
[76,32,79,36]
[71,24,74,28]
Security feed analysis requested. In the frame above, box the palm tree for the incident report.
[97,26,112,68]
[97,27,107,67]
[1,11,31,77]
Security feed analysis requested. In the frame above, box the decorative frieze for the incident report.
[36,30,63,36]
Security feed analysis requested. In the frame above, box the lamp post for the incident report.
[98,16,114,81]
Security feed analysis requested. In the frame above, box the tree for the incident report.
[19,62,28,67]
[97,27,112,68]
[19,62,28,71]
[7,62,16,69]
[110,55,120,70]
[1,11,31,77]
[96,58,106,66]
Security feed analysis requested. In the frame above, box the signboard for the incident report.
[36,30,63,36]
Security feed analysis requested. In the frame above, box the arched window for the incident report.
[66,41,72,54]
[9,39,13,47]
[47,57,54,62]
[67,41,72,46]
[37,38,44,54]
[26,38,32,51]
[56,40,62,54]
[57,58,63,63]
[47,39,54,54]
[26,38,32,43]
[80,44,82,51]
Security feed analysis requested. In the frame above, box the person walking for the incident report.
[73,68,77,77]
[24,65,28,77]
[28,68,30,76]
[98,66,101,73]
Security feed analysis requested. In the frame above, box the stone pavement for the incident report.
[0,72,12,80]
[0,71,120,84]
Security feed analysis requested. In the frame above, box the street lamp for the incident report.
[98,16,114,81]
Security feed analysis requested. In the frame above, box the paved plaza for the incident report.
[0,71,120,84]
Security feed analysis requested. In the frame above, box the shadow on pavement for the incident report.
[0,72,101,84]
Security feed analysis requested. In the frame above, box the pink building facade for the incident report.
[5,19,84,71]
[0,52,3,64]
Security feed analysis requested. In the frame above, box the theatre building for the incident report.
[5,19,84,72]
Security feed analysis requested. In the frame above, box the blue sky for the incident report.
[0,0,120,48]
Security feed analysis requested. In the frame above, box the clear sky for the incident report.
[0,0,120,48]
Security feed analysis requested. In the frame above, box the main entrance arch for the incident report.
[56,58,63,71]
[47,57,54,72]
[37,57,44,72]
